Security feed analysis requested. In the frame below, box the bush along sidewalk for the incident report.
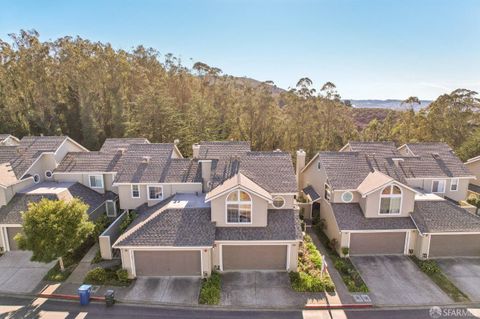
[84,266,133,287]
[199,272,221,305]
[410,256,469,302]
[289,234,335,292]
[313,224,369,293]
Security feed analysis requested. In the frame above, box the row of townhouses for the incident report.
[1,135,480,278]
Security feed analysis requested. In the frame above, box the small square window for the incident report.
[432,180,446,193]
[131,185,140,198]
[148,186,163,200]
[89,175,103,188]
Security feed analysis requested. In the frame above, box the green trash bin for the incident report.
[105,289,115,306]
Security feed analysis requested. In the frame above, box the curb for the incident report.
[305,303,373,309]
[37,293,105,303]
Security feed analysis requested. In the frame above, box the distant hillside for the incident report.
[351,108,400,129]
[348,99,431,111]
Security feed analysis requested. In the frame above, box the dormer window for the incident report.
[379,185,402,215]
[226,190,252,224]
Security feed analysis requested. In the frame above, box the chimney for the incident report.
[142,156,151,163]
[199,160,212,192]
[296,149,306,193]
[192,143,200,159]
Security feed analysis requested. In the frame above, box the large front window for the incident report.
[226,190,252,223]
[379,185,402,215]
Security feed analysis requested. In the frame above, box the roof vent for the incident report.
[432,152,441,159]
[117,147,127,154]
[274,148,282,152]
[142,156,151,163]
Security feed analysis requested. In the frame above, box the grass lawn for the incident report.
[199,272,221,305]
[289,234,335,292]
[410,256,469,302]
[313,226,369,293]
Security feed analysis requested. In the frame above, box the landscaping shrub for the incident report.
[116,269,129,284]
[91,250,103,264]
[341,247,349,256]
[199,272,221,305]
[119,211,138,233]
[84,267,107,284]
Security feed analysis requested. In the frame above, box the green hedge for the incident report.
[410,256,469,302]
[313,225,369,292]
[84,266,133,286]
[290,234,335,292]
[199,272,221,305]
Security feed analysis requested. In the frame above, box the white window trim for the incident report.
[450,178,459,192]
[148,185,164,201]
[45,170,53,178]
[378,184,402,216]
[272,196,286,209]
[341,191,353,203]
[225,189,253,225]
[131,184,140,198]
[33,174,40,184]
[89,174,104,189]
[432,179,446,194]
[106,200,117,217]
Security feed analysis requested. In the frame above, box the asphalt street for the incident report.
[0,295,479,319]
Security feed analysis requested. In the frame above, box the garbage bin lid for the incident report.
[79,284,92,291]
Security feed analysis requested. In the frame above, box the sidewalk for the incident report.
[306,228,358,306]
[65,243,99,284]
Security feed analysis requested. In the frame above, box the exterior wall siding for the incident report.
[117,183,202,210]
[210,190,268,227]
[405,178,470,202]
[362,185,415,218]
[466,161,480,187]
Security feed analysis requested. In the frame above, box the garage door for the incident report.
[134,250,201,276]
[350,232,406,255]
[430,234,480,257]
[222,245,287,270]
[7,227,23,251]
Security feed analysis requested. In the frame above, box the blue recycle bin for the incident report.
[78,284,92,305]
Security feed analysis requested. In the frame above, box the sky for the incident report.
[1,0,479,100]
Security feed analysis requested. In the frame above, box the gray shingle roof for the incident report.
[0,134,12,142]
[116,207,216,247]
[319,141,472,190]
[303,185,320,201]
[1,136,67,179]
[99,138,149,153]
[113,143,200,183]
[215,210,302,241]
[0,182,116,224]
[198,141,250,159]
[207,151,297,194]
[331,203,416,231]
[401,143,473,178]
[55,151,123,173]
[411,200,480,233]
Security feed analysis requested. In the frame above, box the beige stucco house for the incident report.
[113,141,302,278]
[299,141,480,259]
[0,135,106,251]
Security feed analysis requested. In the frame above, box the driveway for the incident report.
[437,258,480,302]
[0,251,55,294]
[220,271,326,308]
[117,277,201,305]
[351,256,451,306]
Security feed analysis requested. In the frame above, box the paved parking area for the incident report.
[118,277,201,305]
[0,251,54,294]
[220,271,326,308]
[437,258,480,302]
[351,256,451,306]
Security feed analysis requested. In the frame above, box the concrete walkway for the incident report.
[65,243,99,284]
[306,228,357,305]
